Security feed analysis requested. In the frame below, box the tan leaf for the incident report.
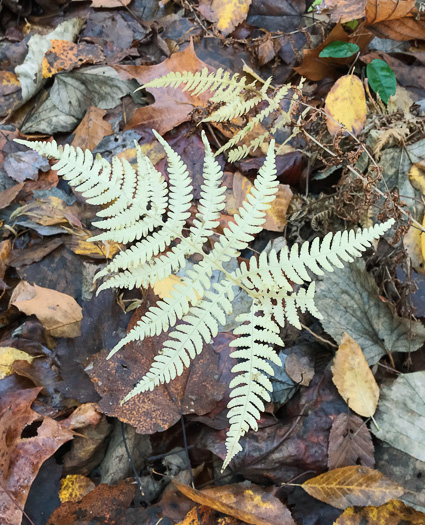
[319,0,367,23]
[198,0,252,36]
[335,499,425,524]
[10,281,83,337]
[71,107,113,151]
[175,480,296,525]
[233,171,293,231]
[0,347,34,379]
[331,333,379,417]
[302,466,404,509]
[325,75,367,136]
[365,0,425,41]
[91,0,131,6]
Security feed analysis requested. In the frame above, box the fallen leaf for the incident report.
[116,41,212,134]
[285,350,314,387]
[233,171,293,231]
[60,403,102,430]
[302,466,404,510]
[67,231,122,259]
[179,506,237,524]
[319,0,368,23]
[328,413,375,469]
[10,237,64,268]
[0,183,24,210]
[331,333,379,418]
[91,0,131,6]
[366,0,425,41]
[0,71,22,117]
[0,347,34,379]
[71,106,113,151]
[4,150,50,183]
[59,474,95,503]
[335,499,425,524]
[0,239,12,279]
[47,479,135,525]
[153,274,186,299]
[198,0,253,36]
[42,40,104,78]
[0,388,73,525]
[325,75,367,136]
[315,259,425,365]
[174,480,296,525]
[10,281,83,338]
[371,371,425,463]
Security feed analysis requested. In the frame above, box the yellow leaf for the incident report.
[325,75,367,136]
[422,212,425,263]
[331,333,379,417]
[199,0,253,36]
[153,274,185,299]
[302,466,404,510]
[0,347,34,379]
[70,238,122,259]
[335,499,425,524]
[59,474,95,503]
[409,160,425,195]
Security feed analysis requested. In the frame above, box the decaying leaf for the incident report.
[302,466,404,510]
[335,499,425,524]
[315,259,425,365]
[325,75,367,136]
[42,40,104,78]
[59,474,95,503]
[4,150,50,183]
[328,413,375,469]
[174,480,296,525]
[371,371,425,463]
[10,281,83,337]
[0,388,73,525]
[198,0,253,36]
[331,333,379,418]
[0,346,34,379]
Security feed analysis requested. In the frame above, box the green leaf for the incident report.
[319,41,359,58]
[366,59,397,104]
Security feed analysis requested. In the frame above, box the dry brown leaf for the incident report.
[302,466,404,510]
[365,0,425,41]
[328,413,375,469]
[198,0,252,36]
[0,239,12,279]
[319,0,368,23]
[233,171,293,231]
[10,281,83,337]
[42,40,104,79]
[335,499,425,524]
[0,183,24,210]
[331,333,379,418]
[116,42,212,135]
[175,480,296,525]
[325,75,367,136]
[71,107,113,151]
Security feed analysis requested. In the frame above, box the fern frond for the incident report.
[122,279,235,400]
[203,95,262,123]
[223,301,283,469]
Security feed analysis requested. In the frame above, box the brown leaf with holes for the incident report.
[71,106,113,151]
[86,290,228,433]
[116,41,212,135]
[335,499,425,524]
[42,40,104,79]
[328,413,375,469]
[10,281,83,337]
[302,466,404,510]
[366,0,425,41]
[175,480,296,525]
[331,333,379,418]
[0,388,73,525]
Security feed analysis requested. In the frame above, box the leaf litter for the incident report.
[0,0,424,523]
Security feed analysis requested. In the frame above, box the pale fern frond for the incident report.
[223,301,283,470]
[203,95,262,123]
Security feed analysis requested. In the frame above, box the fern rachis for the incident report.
[15,134,394,468]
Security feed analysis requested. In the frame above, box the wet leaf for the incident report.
[175,480,296,525]
[331,333,379,418]
[198,0,252,36]
[302,466,404,510]
[0,388,73,525]
[117,42,212,134]
[325,75,367,136]
[367,59,397,103]
[0,346,34,379]
[10,281,83,338]
[315,259,425,365]
[328,413,375,469]
[319,41,360,58]
[335,499,425,524]
[59,474,95,503]
[371,372,425,463]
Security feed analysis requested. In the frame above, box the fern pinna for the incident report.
[15,135,393,468]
